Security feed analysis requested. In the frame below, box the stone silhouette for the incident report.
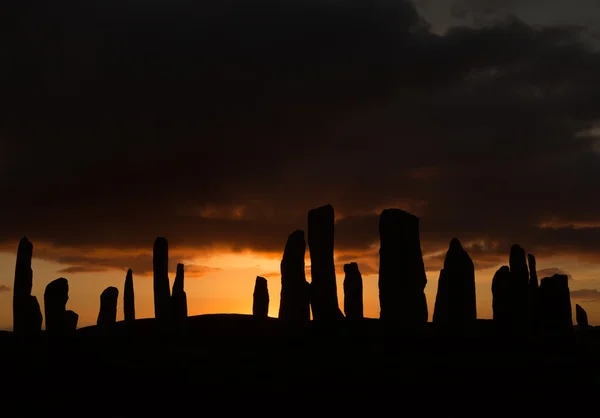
[378,209,428,324]
[13,237,42,336]
[307,205,344,320]
[491,266,514,333]
[97,287,119,327]
[124,269,135,322]
[576,304,588,328]
[253,276,269,317]
[343,263,363,319]
[44,278,78,334]
[538,274,573,335]
[528,253,540,331]
[171,263,188,321]
[279,230,310,321]
[432,238,476,328]
[153,237,171,321]
[508,244,530,333]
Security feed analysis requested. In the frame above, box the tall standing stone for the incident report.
[171,263,187,321]
[343,263,363,319]
[539,274,573,335]
[44,278,78,334]
[253,276,269,318]
[153,237,171,321]
[491,266,514,333]
[509,245,530,331]
[279,230,310,321]
[378,209,428,324]
[124,269,135,322]
[308,205,344,320]
[13,237,42,335]
[432,238,476,327]
[97,286,119,327]
[528,253,540,331]
[575,304,588,328]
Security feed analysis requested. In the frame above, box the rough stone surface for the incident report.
[253,276,269,318]
[432,238,476,328]
[279,230,310,321]
[308,205,344,320]
[343,263,363,319]
[378,209,428,324]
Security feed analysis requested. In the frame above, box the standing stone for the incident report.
[378,209,428,324]
[433,238,476,327]
[153,237,171,321]
[171,263,187,321]
[308,205,344,320]
[575,304,589,328]
[124,269,135,322]
[509,245,530,332]
[44,278,78,334]
[97,286,119,327]
[253,276,269,318]
[343,263,363,319]
[528,253,540,331]
[539,274,573,335]
[491,266,514,333]
[13,237,42,335]
[279,230,310,321]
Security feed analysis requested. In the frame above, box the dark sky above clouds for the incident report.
[0,0,599,274]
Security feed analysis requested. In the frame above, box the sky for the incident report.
[1,0,600,329]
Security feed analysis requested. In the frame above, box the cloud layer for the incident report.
[1,0,599,275]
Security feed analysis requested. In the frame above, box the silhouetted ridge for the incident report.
[124,269,135,322]
[575,304,588,328]
[13,236,42,336]
[308,205,344,320]
[343,262,363,319]
[153,237,171,321]
[253,276,269,318]
[539,274,573,335]
[279,230,310,321]
[378,209,428,324]
[44,278,78,334]
[433,238,476,329]
[171,263,187,321]
[97,287,119,327]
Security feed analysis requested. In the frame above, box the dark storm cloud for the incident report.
[1,0,600,273]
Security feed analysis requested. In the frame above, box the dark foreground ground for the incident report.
[1,314,599,417]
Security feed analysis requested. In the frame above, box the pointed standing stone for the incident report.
[378,209,428,324]
[13,237,42,336]
[575,304,589,328]
[491,266,514,333]
[279,230,310,321]
[343,263,363,319]
[539,274,573,335]
[124,269,135,322]
[308,205,343,320]
[433,238,476,328]
[153,237,171,321]
[253,276,269,318]
[97,286,119,327]
[44,278,78,334]
[509,245,530,332]
[528,253,540,332]
[171,263,187,321]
